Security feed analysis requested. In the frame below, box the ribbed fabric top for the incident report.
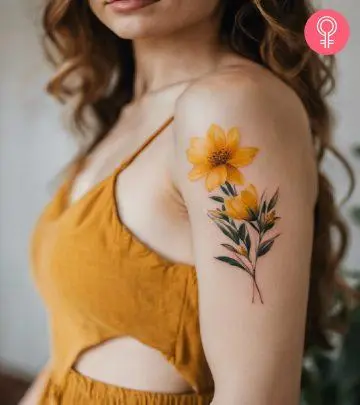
[30,116,214,394]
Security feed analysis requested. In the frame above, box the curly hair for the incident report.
[42,0,355,350]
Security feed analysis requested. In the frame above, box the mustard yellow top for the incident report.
[30,116,214,394]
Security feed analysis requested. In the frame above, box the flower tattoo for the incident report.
[187,124,281,304]
[186,124,259,191]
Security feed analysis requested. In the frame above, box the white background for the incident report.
[0,0,359,376]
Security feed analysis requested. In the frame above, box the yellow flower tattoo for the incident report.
[186,124,259,191]
[224,184,259,221]
[186,124,281,304]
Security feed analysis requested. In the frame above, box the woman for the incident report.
[21,0,350,404]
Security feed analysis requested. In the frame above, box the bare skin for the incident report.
[19,363,51,405]
[22,0,317,404]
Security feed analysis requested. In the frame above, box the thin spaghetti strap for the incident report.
[113,115,175,176]
[61,115,174,210]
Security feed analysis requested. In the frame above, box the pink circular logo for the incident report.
[304,9,350,55]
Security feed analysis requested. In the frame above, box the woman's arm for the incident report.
[19,363,51,405]
[173,70,317,405]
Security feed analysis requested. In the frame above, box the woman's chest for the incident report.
[71,116,193,266]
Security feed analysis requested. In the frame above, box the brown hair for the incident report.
[42,0,355,349]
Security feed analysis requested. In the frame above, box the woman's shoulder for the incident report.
[172,58,317,205]
[174,58,310,144]
[176,60,307,123]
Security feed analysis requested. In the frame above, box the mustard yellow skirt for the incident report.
[40,369,214,405]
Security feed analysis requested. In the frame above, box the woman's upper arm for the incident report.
[19,362,51,405]
[172,74,318,405]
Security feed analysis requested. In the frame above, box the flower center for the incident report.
[208,148,231,167]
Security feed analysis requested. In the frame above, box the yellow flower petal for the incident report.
[247,184,258,199]
[224,201,237,219]
[206,124,226,150]
[226,165,245,185]
[186,148,207,164]
[266,211,276,224]
[186,126,259,192]
[226,127,241,154]
[205,165,227,191]
[188,163,211,181]
[228,147,259,167]
[223,184,260,220]
[238,246,248,256]
[190,137,207,149]
[224,197,248,220]
[241,184,258,212]
[189,137,210,154]
[186,137,209,164]
[208,209,224,220]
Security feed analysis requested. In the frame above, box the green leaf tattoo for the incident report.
[208,184,281,304]
[186,124,280,304]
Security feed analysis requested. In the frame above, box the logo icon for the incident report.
[317,16,337,49]
[305,9,350,55]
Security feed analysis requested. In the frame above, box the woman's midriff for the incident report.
[73,337,196,394]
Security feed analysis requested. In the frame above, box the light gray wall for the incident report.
[0,0,359,376]
[322,0,360,267]
[0,1,74,375]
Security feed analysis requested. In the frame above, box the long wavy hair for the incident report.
[42,0,355,350]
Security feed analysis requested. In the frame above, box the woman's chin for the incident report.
[97,3,168,40]
[111,27,158,40]
[108,21,171,40]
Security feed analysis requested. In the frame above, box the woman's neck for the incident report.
[133,16,225,98]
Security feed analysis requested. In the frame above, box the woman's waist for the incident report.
[73,336,195,394]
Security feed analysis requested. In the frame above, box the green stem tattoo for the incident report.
[209,183,281,304]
